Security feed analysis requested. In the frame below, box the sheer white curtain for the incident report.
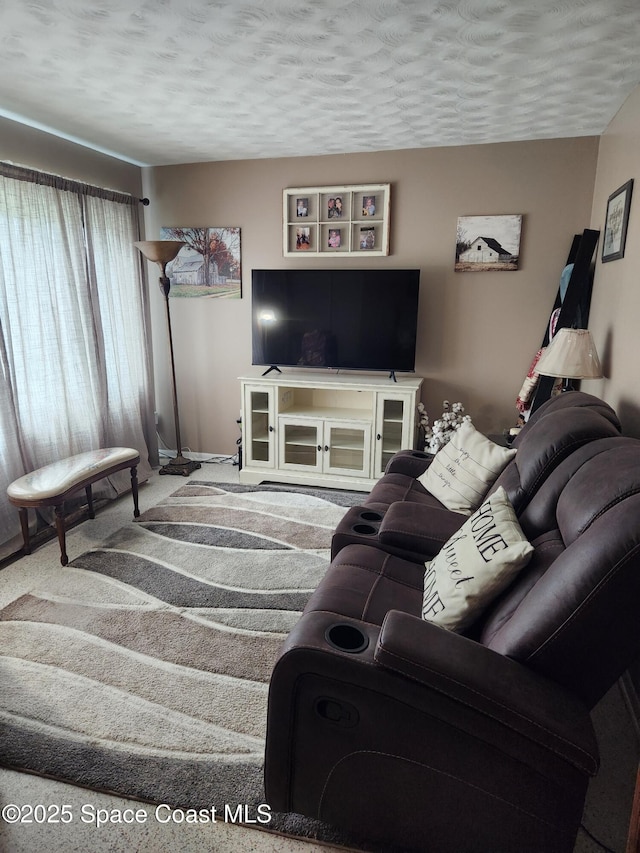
[0,165,157,558]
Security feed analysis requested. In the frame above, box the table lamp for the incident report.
[535,328,603,391]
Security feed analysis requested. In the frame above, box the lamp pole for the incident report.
[134,241,201,476]
[158,268,201,475]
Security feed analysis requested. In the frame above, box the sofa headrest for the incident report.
[484,437,640,707]
[489,407,621,513]
[519,390,621,435]
[557,439,640,546]
[518,435,632,541]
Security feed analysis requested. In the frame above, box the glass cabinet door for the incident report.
[244,386,275,468]
[325,422,371,477]
[374,395,411,475]
[279,419,322,471]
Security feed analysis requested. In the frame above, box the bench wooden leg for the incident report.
[18,507,31,555]
[54,503,68,566]
[130,465,140,518]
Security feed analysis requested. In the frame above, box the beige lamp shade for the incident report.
[536,328,603,379]
[134,240,185,268]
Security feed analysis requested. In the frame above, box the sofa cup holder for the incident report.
[352,523,378,535]
[359,510,383,522]
[350,510,383,536]
[325,622,369,654]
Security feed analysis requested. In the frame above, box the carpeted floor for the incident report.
[0,464,638,853]
[0,477,375,849]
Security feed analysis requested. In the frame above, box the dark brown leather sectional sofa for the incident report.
[265,392,640,852]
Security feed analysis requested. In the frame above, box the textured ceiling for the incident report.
[1,0,640,167]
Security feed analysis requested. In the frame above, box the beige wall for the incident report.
[0,116,143,197]
[588,85,640,436]
[5,113,622,458]
[144,137,599,455]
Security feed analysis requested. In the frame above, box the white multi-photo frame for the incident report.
[283,183,390,256]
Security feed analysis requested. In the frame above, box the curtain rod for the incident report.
[0,161,149,206]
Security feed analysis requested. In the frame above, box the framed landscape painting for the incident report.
[455,214,522,272]
[160,227,242,298]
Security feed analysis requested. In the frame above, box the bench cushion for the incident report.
[7,447,139,505]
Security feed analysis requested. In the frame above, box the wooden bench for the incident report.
[7,447,141,566]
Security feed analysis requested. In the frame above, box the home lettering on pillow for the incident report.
[421,487,533,631]
[422,510,508,619]
[470,500,511,562]
[423,530,472,618]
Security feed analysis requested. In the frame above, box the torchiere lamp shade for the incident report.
[134,240,185,266]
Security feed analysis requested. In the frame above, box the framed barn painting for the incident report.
[455,214,522,272]
[602,179,634,263]
[160,227,242,298]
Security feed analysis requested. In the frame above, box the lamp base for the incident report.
[159,455,202,477]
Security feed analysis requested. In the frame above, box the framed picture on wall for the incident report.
[455,214,522,272]
[602,179,634,262]
[283,183,390,256]
[160,227,242,298]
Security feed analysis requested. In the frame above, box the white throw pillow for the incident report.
[420,421,516,515]
[422,487,533,632]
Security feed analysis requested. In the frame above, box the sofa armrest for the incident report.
[378,501,466,558]
[375,609,598,775]
[266,609,595,850]
[384,448,433,477]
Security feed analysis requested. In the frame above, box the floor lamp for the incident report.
[135,240,201,476]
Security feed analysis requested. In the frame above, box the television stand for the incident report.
[261,365,282,376]
[239,372,423,491]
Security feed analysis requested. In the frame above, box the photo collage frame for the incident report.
[283,184,390,257]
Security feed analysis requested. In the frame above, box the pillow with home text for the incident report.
[421,487,533,632]
[419,421,516,515]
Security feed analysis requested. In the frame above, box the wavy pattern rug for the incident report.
[0,480,366,846]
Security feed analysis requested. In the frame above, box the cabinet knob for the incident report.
[324,445,329,452]
[269,425,274,432]
[317,445,322,452]
[376,433,381,441]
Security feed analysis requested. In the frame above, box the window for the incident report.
[0,163,156,556]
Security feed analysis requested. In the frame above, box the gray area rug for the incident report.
[0,480,393,849]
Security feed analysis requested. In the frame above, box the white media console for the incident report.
[239,372,423,491]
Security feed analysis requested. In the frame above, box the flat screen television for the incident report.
[251,268,420,377]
